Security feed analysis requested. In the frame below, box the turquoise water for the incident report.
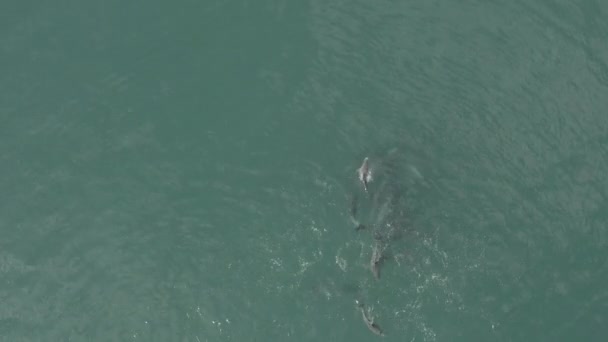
[1,0,607,341]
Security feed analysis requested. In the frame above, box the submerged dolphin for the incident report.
[355,300,384,337]
[370,240,386,280]
[357,157,372,193]
[349,193,366,231]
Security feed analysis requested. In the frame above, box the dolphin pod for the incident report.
[349,153,411,337]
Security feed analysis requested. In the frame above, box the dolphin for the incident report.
[355,300,384,337]
[357,157,372,193]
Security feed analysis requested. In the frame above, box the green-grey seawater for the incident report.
[1,0,607,341]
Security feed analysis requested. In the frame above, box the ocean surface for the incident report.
[2,0,607,341]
